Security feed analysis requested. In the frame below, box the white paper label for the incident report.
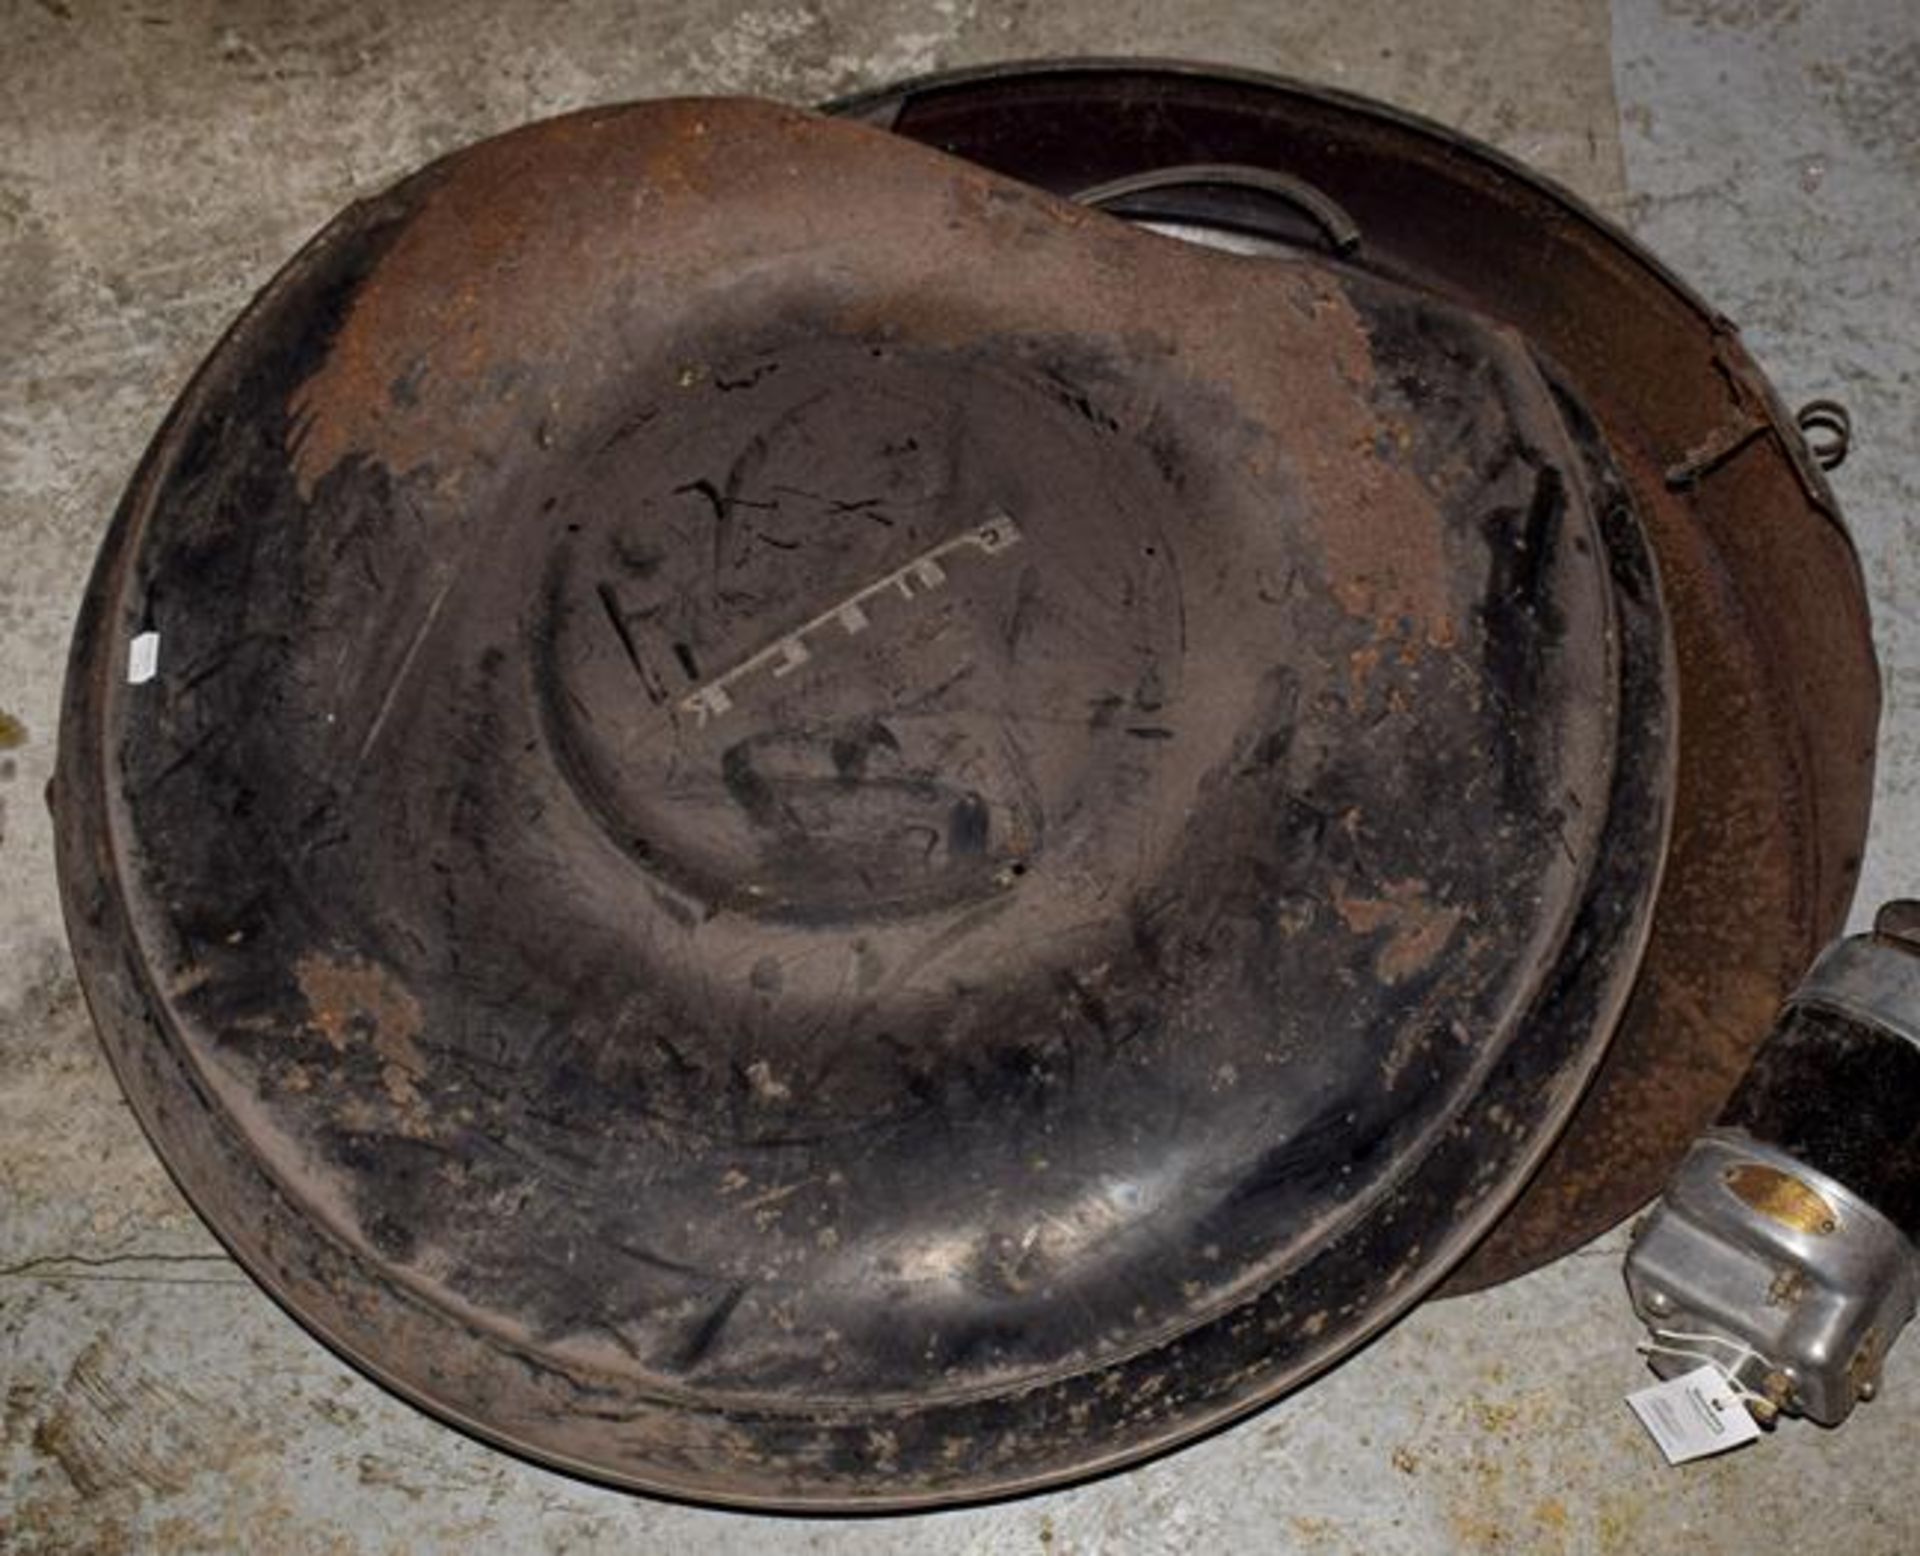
[1626,1364,1763,1464]
[127,630,161,685]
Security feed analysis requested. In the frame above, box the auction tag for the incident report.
[1626,1365,1763,1464]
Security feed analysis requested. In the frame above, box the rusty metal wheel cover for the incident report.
[48,64,1863,1509]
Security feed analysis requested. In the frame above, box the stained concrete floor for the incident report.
[4,1,1919,1551]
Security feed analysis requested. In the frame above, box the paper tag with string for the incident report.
[1627,1363,1763,1464]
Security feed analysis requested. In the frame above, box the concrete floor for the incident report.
[3,1,1918,1550]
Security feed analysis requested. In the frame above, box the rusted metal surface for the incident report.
[834,60,1879,1293]
[55,90,1676,1505]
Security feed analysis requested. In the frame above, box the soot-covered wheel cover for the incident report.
[55,96,1671,1505]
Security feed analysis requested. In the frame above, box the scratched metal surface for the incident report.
[4,1,1919,1552]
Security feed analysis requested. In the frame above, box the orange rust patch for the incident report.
[287,100,742,498]
[1269,274,1457,647]
[1334,878,1464,984]
[294,952,425,1076]
[284,96,1465,647]
[380,1061,421,1110]
[1349,643,1384,692]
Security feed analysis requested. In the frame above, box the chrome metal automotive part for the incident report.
[1627,904,1920,1426]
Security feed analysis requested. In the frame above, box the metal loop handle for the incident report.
[1073,163,1362,256]
[1796,399,1852,472]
